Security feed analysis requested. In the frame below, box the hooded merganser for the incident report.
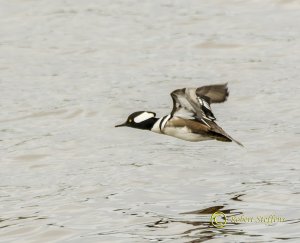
[115,83,243,146]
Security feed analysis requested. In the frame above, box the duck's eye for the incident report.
[128,119,132,123]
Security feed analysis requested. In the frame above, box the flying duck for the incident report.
[115,83,243,146]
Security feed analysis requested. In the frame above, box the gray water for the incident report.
[1,0,300,242]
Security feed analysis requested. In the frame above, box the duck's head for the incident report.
[115,111,158,130]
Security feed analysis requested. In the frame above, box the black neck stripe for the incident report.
[159,115,171,132]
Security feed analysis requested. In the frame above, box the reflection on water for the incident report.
[91,205,262,242]
[1,0,300,242]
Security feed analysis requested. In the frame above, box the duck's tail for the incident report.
[208,121,244,147]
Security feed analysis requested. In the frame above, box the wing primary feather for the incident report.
[196,83,229,103]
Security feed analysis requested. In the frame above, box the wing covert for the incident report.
[170,87,217,123]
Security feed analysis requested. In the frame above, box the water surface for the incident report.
[1,0,300,242]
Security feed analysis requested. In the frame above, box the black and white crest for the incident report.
[133,111,156,123]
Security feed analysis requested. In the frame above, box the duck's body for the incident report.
[151,116,212,142]
[116,83,242,146]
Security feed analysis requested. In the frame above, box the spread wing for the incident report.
[169,83,243,146]
[170,83,229,123]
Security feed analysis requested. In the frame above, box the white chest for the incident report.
[151,115,171,134]
[151,117,163,134]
